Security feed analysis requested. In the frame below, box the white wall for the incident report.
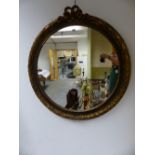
[77,38,89,78]
[38,43,54,71]
[20,0,135,155]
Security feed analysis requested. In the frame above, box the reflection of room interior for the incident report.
[38,26,90,81]
[38,26,118,110]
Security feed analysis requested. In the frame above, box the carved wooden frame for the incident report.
[28,5,131,120]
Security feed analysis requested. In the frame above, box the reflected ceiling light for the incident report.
[58,26,87,32]
[51,34,87,39]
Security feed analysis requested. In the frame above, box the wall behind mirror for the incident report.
[20,0,135,155]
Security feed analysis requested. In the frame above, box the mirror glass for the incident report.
[37,26,120,111]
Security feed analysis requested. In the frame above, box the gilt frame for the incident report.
[28,5,131,120]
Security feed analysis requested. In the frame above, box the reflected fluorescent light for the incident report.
[58,26,87,32]
[51,34,87,39]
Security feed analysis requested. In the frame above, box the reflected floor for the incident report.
[44,79,79,108]
[41,79,108,111]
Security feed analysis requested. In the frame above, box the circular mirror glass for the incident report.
[37,26,120,112]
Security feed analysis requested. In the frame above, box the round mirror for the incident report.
[28,5,130,119]
[38,26,120,112]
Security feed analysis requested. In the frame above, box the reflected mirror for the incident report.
[37,26,120,112]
